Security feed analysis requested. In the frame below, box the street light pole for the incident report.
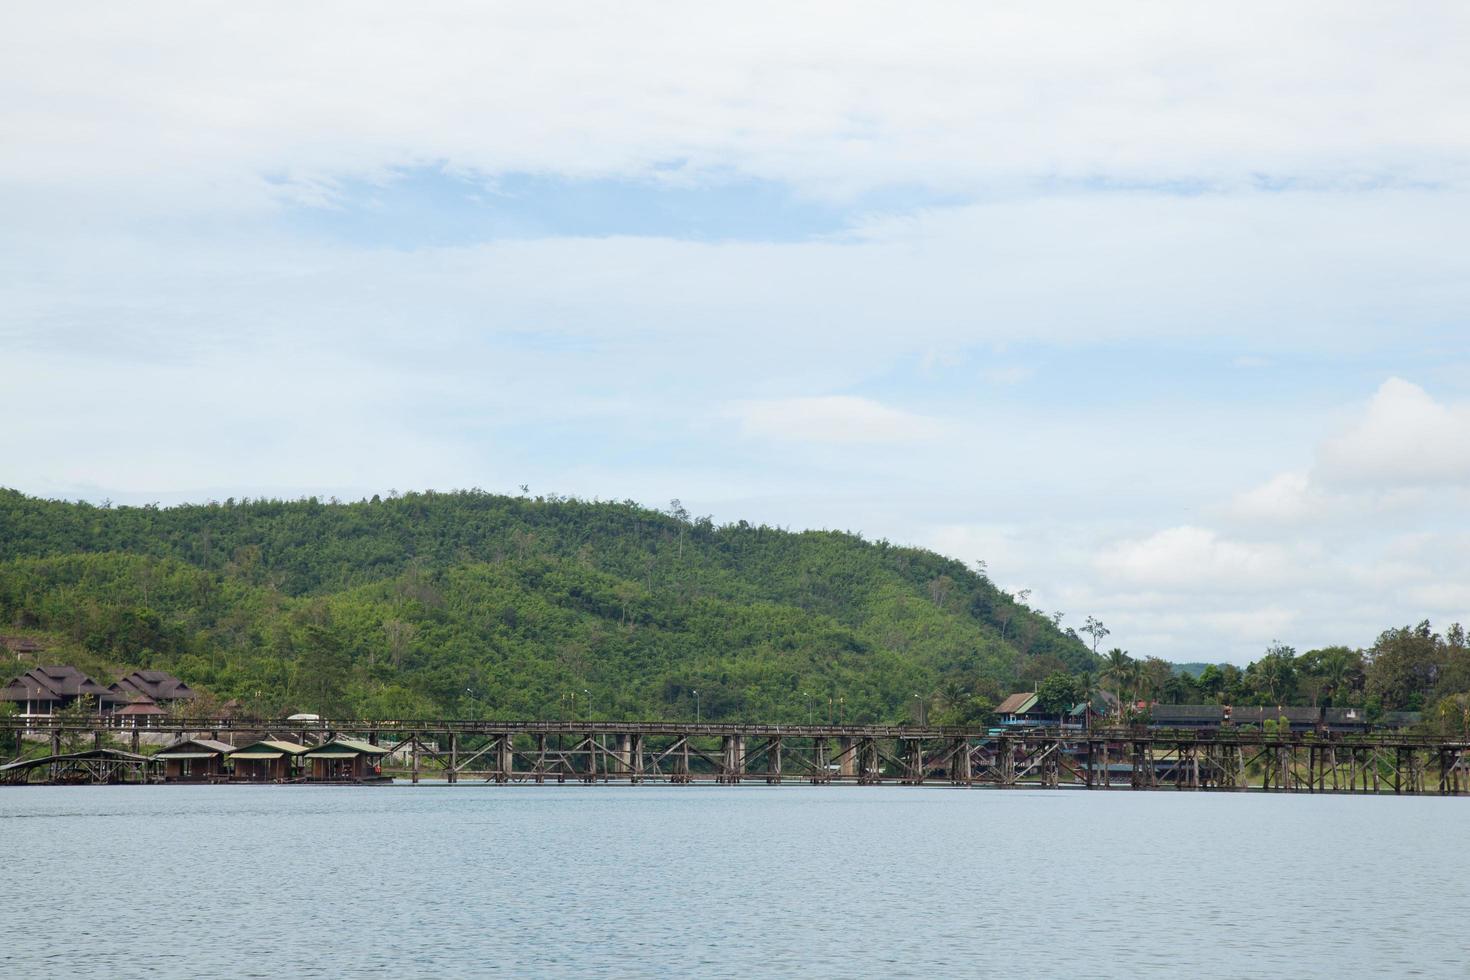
[583,689,592,721]
[693,689,700,723]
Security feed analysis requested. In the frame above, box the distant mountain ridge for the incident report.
[0,488,1093,722]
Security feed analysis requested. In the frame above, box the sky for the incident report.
[3,2,1469,663]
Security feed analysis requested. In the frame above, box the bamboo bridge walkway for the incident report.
[6,717,1470,794]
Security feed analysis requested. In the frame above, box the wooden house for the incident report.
[1150,704,1226,729]
[304,738,391,781]
[1227,706,1321,733]
[996,692,1042,726]
[114,695,168,728]
[0,666,124,718]
[110,670,198,707]
[227,740,310,781]
[154,737,237,782]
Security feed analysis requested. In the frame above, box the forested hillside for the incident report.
[0,488,1094,722]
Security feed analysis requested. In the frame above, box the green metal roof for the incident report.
[305,737,389,757]
[229,739,310,756]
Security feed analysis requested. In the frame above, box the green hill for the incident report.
[0,487,1093,722]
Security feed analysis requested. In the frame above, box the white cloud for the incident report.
[1227,471,1332,523]
[1098,526,1298,590]
[732,396,943,445]
[1,3,1468,214]
[1316,377,1470,488]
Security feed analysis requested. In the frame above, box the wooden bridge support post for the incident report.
[767,736,782,784]
[998,737,1014,788]
[812,737,828,784]
[952,738,972,785]
[411,735,421,785]
[616,735,633,780]
[903,739,925,785]
[838,737,856,779]
[858,737,879,785]
[448,733,458,785]
[496,735,513,784]
[1040,742,1059,788]
[630,734,645,784]
[534,734,546,784]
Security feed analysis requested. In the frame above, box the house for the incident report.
[113,695,168,729]
[0,636,46,659]
[227,740,310,782]
[1323,707,1371,734]
[996,692,1039,726]
[0,666,124,718]
[154,737,236,782]
[111,670,198,705]
[1150,704,1226,729]
[304,738,391,781]
[1228,706,1320,733]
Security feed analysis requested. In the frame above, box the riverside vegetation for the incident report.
[1,488,1467,733]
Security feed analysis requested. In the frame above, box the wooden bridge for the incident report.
[6,717,1470,793]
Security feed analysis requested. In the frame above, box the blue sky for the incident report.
[3,2,1469,662]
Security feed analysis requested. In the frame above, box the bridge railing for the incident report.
[2,716,1464,747]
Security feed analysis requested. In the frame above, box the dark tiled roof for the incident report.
[1,666,121,703]
[157,737,236,755]
[111,671,197,701]
[1151,704,1225,723]
[1230,706,1320,724]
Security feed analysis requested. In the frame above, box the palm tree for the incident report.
[1100,649,1132,718]
[1321,650,1361,706]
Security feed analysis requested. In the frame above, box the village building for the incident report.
[1150,704,1226,729]
[0,635,47,660]
[154,737,237,782]
[113,695,169,729]
[1227,705,1321,733]
[996,692,1042,726]
[227,740,310,782]
[110,670,198,706]
[0,666,125,718]
[304,738,391,781]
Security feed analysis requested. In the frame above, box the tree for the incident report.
[1036,672,1084,716]
[1081,616,1110,655]
[1247,643,1298,704]
[1100,649,1133,716]
[1365,622,1440,711]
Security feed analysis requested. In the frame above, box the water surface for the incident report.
[1,785,1465,978]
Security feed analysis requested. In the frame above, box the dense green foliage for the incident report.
[1100,626,1470,728]
[0,488,1094,722]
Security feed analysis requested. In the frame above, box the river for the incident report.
[1,784,1465,978]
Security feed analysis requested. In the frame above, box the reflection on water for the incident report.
[1,785,1465,978]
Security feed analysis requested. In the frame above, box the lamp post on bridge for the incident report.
[693,689,700,723]
[583,689,592,722]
